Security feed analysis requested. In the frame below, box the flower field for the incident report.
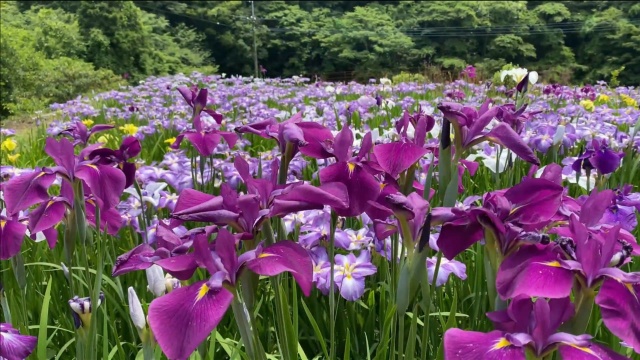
[1,71,640,360]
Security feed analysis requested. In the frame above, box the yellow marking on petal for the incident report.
[380,182,387,190]
[258,252,275,258]
[540,261,562,267]
[0,220,6,229]
[196,284,209,302]
[47,200,55,208]
[87,199,96,206]
[87,164,99,171]
[491,337,511,350]
[347,162,356,178]
[564,343,597,356]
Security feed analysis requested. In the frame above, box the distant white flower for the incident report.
[379,77,392,85]
[528,71,539,85]
[500,68,528,83]
[466,147,517,174]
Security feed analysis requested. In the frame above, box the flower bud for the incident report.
[69,292,104,329]
[61,262,70,282]
[146,265,166,297]
[164,273,181,294]
[128,287,146,331]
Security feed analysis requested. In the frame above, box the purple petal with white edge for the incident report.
[3,171,56,216]
[496,244,574,299]
[427,257,467,287]
[76,164,126,210]
[0,322,38,360]
[373,142,428,178]
[148,281,234,360]
[485,123,540,165]
[336,274,366,301]
[444,328,526,360]
[28,199,67,234]
[595,278,640,353]
[0,218,27,260]
[558,342,631,360]
[246,241,313,296]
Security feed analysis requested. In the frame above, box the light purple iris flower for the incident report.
[334,251,377,301]
[146,229,312,360]
[445,295,630,359]
[427,256,467,287]
[0,322,37,360]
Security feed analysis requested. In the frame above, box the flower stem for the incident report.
[328,211,339,360]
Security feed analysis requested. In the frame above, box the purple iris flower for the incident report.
[0,322,37,360]
[445,295,630,359]
[235,112,335,159]
[171,87,238,157]
[309,245,331,294]
[372,108,434,179]
[572,138,624,175]
[435,168,564,260]
[1,138,129,257]
[438,100,540,165]
[58,120,114,146]
[146,229,312,360]
[334,251,377,301]
[427,256,467,287]
[170,157,348,239]
[89,136,141,188]
[319,126,381,217]
[496,214,640,352]
[112,222,198,280]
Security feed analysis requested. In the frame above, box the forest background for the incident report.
[1,0,639,118]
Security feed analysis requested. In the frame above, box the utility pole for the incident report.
[251,1,259,78]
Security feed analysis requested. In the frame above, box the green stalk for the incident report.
[569,286,596,335]
[230,294,267,360]
[328,211,339,360]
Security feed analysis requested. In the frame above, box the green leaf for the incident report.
[37,276,53,359]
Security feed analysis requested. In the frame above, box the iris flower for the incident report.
[171,87,238,157]
[496,214,640,352]
[0,322,37,360]
[146,229,312,360]
[435,169,564,260]
[445,295,629,359]
[319,126,380,217]
[437,100,540,165]
[235,112,335,159]
[58,120,114,147]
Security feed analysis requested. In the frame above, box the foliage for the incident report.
[392,72,427,84]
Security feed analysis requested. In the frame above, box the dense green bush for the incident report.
[392,72,427,84]
[0,2,123,117]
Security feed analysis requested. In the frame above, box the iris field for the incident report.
[1,70,639,360]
